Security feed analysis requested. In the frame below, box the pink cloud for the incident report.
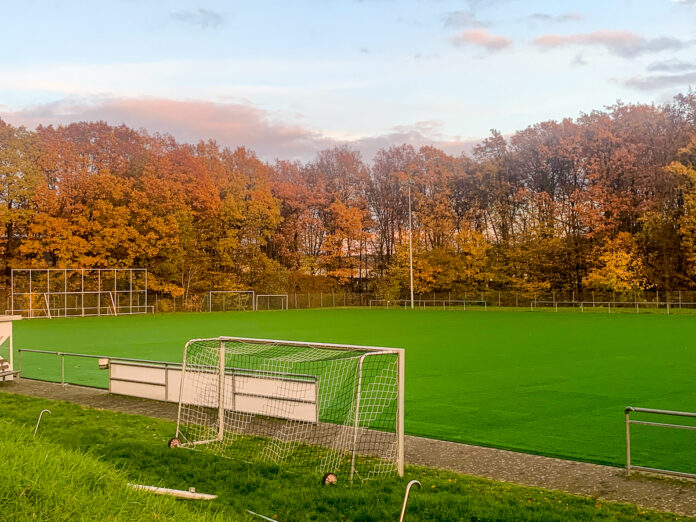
[451,29,513,52]
[533,30,688,58]
[0,97,479,161]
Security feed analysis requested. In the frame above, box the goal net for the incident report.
[173,337,404,481]
[204,291,255,312]
[255,294,288,311]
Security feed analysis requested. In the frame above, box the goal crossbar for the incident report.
[254,294,289,310]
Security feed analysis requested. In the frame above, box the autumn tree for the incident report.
[0,120,43,278]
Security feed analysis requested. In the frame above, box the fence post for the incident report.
[61,354,65,386]
[625,409,631,476]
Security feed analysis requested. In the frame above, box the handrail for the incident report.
[625,405,696,478]
[18,348,181,367]
[625,406,696,418]
[17,348,182,387]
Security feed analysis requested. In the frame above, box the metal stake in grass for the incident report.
[246,510,278,521]
[399,480,421,522]
[34,409,51,436]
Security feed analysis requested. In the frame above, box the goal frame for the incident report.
[174,336,405,478]
[254,294,289,311]
[206,290,256,312]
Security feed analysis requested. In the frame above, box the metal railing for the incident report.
[368,299,488,311]
[17,348,181,389]
[533,300,696,314]
[625,406,696,479]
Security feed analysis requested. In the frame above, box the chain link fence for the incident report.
[8,287,696,315]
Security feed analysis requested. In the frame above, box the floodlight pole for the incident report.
[408,182,414,310]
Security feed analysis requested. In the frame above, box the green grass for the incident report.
[0,417,225,520]
[0,393,685,521]
[12,309,696,473]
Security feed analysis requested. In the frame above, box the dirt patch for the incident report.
[3,379,696,516]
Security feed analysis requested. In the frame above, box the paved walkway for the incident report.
[3,379,696,517]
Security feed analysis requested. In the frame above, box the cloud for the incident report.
[647,59,696,72]
[170,8,224,29]
[533,30,689,58]
[0,97,479,161]
[623,71,696,91]
[443,10,489,28]
[672,0,696,4]
[528,12,584,23]
[353,121,479,159]
[451,29,512,52]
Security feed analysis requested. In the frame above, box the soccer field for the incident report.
[11,308,696,474]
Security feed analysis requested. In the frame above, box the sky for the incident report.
[1,0,695,161]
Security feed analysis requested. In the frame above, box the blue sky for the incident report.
[1,0,695,160]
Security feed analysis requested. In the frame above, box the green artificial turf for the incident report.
[10,309,696,473]
[0,393,684,521]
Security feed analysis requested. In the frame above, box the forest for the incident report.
[2,92,696,302]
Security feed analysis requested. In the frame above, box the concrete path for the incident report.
[3,379,696,517]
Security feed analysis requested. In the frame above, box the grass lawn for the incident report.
[0,393,684,521]
[0,417,222,520]
[10,308,696,473]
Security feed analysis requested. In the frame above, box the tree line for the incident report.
[2,92,696,301]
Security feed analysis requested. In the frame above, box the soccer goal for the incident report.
[171,337,404,482]
[255,294,289,311]
[205,291,255,312]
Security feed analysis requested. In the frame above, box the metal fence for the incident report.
[369,299,488,311]
[16,348,181,390]
[143,289,696,314]
[625,406,696,479]
[531,300,696,314]
[10,286,696,315]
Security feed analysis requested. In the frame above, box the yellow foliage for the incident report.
[584,233,648,293]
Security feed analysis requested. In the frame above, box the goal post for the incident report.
[205,291,255,312]
[173,337,404,481]
[255,294,289,311]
